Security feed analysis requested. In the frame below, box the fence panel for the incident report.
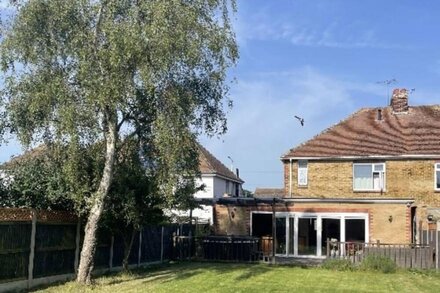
[33,224,77,278]
[94,230,111,269]
[141,226,163,263]
[174,236,260,262]
[0,223,31,282]
[326,239,435,269]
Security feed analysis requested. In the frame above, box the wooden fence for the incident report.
[0,208,191,292]
[174,236,260,262]
[326,238,438,269]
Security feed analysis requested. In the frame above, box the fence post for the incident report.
[109,235,114,270]
[138,229,142,267]
[74,217,81,273]
[437,225,440,270]
[160,226,164,263]
[188,231,193,261]
[326,238,330,258]
[27,209,37,289]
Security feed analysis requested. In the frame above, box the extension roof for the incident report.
[198,144,244,183]
[254,188,284,198]
[282,105,440,159]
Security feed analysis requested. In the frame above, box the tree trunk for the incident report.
[76,118,117,284]
[122,228,136,271]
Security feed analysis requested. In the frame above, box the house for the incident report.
[214,88,440,258]
[253,188,284,198]
[171,144,244,224]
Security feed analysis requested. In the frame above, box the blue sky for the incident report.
[2,0,440,191]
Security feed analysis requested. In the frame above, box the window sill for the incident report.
[353,190,386,193]
[298,185,308,189]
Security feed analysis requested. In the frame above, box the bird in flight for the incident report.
[294,115,305,126]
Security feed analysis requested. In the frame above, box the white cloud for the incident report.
[234,8,405,50]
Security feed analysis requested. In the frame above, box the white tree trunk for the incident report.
[76,118,117,284]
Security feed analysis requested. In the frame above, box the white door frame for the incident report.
[250,211,369,258]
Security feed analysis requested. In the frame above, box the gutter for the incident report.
[281,154,440,161]
[201,173,244,184]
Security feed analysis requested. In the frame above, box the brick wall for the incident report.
[283,159,440,207]
[215,202,410,244]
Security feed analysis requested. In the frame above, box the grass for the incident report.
[32,262,440,293]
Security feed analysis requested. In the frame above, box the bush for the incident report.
[359,255,396,274]
[321,259,355,271]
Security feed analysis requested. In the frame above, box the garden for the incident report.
[33,261,440,293]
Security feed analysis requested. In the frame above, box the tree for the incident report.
[0,0,237,284]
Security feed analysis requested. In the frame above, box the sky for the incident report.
[1,0,440,192]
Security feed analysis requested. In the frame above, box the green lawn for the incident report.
[33,262,440,293]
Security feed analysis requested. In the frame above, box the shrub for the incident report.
[359,255,396,274]
[321,259,355,271]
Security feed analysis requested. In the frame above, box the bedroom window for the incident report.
[353,163,385,191]
[435,163,440,191]
[298,160,308,186]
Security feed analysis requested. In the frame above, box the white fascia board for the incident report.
[281,154,440,161]
[201,173,244,184]
[286,198,415,204]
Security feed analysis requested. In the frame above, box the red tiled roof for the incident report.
[254,188,284,198]
[282,105,440,159]
[198,144,244,183]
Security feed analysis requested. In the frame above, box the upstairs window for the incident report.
[298,160,308,186]
[436,164,440,191]
[353,163,385,191]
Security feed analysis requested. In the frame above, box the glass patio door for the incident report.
[275,217,286,254]
[298,217,317,255]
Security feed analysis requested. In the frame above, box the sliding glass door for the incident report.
[269,213,368,258]
[298,218,317,255]
[275,217,286,254]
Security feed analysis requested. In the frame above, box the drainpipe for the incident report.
[289,158,293,198]
[272,198,276,263]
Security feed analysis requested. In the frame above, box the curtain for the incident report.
[354,165,372,190]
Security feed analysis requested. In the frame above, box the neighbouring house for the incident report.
[254,188,284,198]
[170,144,244,224]
[214,88,440,258]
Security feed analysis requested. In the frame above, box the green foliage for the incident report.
[0,0,238,208]
[242,189,254,198]
[1,1,238,279]
[321,259,355,271]
[359,255,397,274]
[102,139,166,231]
[0,144,103,212]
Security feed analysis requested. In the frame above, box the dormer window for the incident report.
[435,163,440,191]
[353,163,386,191]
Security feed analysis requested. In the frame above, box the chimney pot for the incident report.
[390,88,409,113]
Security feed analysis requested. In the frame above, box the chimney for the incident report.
[390,88,409,113]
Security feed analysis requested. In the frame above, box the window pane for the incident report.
[298,218,317,255]
[354,165,372,190]
[373,164,384,172]
[288,218,294,255]
[298,161,308,186]
[276,218,286,254]
[373,172,381,190]
[437,171,440,189]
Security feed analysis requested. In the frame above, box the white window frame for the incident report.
[298,160,308,186]
[353,163,386,192]
[435,163,440,191]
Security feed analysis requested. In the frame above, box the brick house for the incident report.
[214,88,440,258]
